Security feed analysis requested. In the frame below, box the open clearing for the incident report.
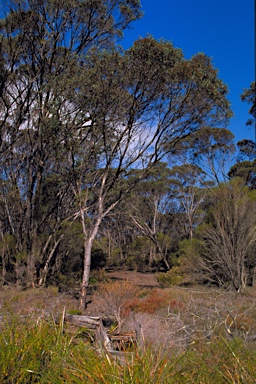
[105,269,160,287]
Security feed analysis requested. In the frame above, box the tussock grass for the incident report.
[1,285,256,383]
[0,314,256,383]
[0,315,67,383]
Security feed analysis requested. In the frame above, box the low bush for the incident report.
[92,280,139,331]
[135,288,168,314]
[157,267,191,287]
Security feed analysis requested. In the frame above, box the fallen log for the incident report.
[65,314,113,352]
[64,313,144,360]
[65,314,102,329]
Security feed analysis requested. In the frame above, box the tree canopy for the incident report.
[241,81,256,127]
[1,0,243,305]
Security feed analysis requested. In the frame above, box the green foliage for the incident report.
[241,81,256,126]
[108,247,123,267]
[126,237,152,271]
[228,161,256,189]
[157,238,204,287]
[228,140,256,189]
[67,309,82,316]
[1,313,256,383]
[0,316,70,383]
[176,337,256,383]
[178,237,205,259]
[237,139,256,161]
[0,234,15,254]
[157,267,187,287]
[0,0,233,297]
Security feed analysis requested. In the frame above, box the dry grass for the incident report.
[87,278,256,352]
[1,278,256,349]
[0,286,79,320]
[1,279,256,383]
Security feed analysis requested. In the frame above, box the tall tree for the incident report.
[169,164,210,240]
[126,163,173,269]
[67,37,231,309]
[228,139,256,189]
[241,82,256,132]
[0,2,231,307]
[0,0,142,286]
[168,127,235,186]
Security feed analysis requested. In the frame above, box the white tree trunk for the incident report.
[79,204,103,310]
[38,234,64,286]
[79,237,94,310]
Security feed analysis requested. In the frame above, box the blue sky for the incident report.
[121,0,255,144]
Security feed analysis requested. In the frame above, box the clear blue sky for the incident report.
[121,0,255,144]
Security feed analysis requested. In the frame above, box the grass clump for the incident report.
[1,313,256,383]
[0,315,68,383]
[174,336,256,384]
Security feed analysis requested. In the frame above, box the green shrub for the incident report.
[157,267,187,287]
[67,309,82,315]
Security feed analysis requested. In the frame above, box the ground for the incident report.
[0,270,159,318]
[1,270,256,347]
[105,269,159,287]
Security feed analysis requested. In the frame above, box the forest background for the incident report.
[0,0,255,311]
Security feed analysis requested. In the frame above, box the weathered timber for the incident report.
[64,314,144,362]
[65,314,102,328]
[65,314,113,352]
[109,332,137,351]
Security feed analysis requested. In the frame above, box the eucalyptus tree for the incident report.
[228,139,256,189]
[230,92,256,277]
[67,37,232,308]
[0,1,232,306]
[0,0,142,286]
[168,127,235,186]
[236,139,256,161]
[241,81,256,130]
[125,162,173,269]
[168,164,211,240]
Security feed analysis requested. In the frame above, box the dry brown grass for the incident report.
[1,277,256,384]
[0,286,78,319]
[86,277,256,351]
[1,276,256,350]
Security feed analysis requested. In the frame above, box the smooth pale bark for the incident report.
[38,234,64,286]
[75,170,121,309]
[79,237,94,310]
[79,207,103,310]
